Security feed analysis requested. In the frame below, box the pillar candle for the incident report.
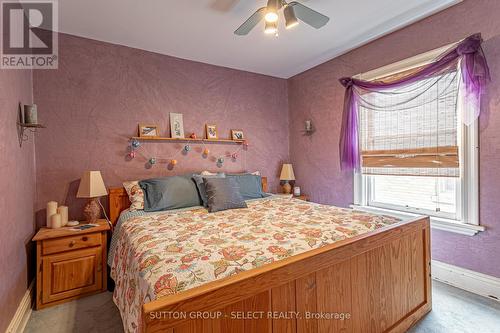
[57,206,68,226]
[50,214,62,229]
[46,201,58,227]
[23,104,38,124]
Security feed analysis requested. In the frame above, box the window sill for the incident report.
[350,204,485,236]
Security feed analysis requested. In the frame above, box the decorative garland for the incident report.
[127,137,249,168]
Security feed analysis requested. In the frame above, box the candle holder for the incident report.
[17,103,45,147]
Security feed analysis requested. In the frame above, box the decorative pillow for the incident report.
[226,173,265,200]
[192,173,225,207]
[123,181,144,211]
[203,177,248,213]
[139,175,201,212]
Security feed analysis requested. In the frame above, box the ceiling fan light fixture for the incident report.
[284,5,299,29]
[264,0,279,22]
[264,20,278,34]
[265,11,278,23]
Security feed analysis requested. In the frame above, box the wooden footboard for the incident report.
[142,216,431,333]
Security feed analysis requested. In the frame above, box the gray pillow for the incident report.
[139,175,201,212]
[203,177,248,213]
[192,173,225,207]
[226,173,265,200]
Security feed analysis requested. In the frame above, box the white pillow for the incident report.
[123,180,144,211]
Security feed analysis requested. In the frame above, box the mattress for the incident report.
[108,195,400,332]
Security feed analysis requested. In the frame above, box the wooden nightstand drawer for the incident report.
[42,233,101,255]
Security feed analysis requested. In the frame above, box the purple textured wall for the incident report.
[33,33,289,222]
[0,69,35,330]
[288,0,500,277]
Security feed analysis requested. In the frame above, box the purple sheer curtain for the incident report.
[339,33,490,171]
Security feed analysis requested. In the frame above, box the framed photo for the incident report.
[138,124,159,137]
[206,124,218,139]
[231,129,245,141]
[170,113,185,139]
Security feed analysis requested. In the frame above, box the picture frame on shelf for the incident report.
[231,129,244,141]
[138,124,159,137]
[170,113,185,138]
[206,124,218,139]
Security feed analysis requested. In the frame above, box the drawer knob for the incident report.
[82,236,88,241]
[69,240,76,247]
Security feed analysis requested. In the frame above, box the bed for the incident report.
[108,176,431,333]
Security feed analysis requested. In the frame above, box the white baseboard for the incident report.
[432,260,500,302]
[5,281,34,333]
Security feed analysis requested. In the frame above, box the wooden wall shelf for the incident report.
[130,137,245,145]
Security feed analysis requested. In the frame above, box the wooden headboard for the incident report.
[109,176,268,225]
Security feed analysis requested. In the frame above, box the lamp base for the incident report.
[83,198,101,223]
[282,181,292,194]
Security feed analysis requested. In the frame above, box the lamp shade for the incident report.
[76,171,108,198]
[280,164,295,181]
[284,5,299,29]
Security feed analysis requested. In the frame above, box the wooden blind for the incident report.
[359,70,460,177]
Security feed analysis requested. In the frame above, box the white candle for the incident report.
[57,206,68,226]
[50,213,62,229]
[46,201,58,227]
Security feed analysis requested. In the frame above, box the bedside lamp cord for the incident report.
[97,197,113,232]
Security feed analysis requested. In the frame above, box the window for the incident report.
[353,48,481,235]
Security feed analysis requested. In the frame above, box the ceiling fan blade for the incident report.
[234,7,267,36]
[289,2,329,29]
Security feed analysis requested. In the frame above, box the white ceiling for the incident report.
[57,0,461,78]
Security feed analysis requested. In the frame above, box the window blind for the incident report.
[358,70,460,177]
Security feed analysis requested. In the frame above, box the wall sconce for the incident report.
[17,103,45,147]
[302,120,315,136]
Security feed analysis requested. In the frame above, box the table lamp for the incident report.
[76,171,108,223]
[280,164,295,194]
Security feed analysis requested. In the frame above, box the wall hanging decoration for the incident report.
[131,139,141,148]
[138,124,159,137]
[302,120,315,136]
[206,124,218,139]
[231,129,245,141]
[170,113,185,138]
[127,134,248,169]
[17,103,45,147]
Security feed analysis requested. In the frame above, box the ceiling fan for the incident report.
[234,0,329,36]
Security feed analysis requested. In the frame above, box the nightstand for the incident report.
[274,193,309,201]
[32,219,110,309]
[294,194,309,201]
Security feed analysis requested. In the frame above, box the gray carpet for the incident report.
[24,281,500,333]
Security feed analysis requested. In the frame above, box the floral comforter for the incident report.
[109,196,400,332]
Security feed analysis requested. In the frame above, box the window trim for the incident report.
[352,44,482,236]
[350,204,484,236]
[366,176,460,220]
